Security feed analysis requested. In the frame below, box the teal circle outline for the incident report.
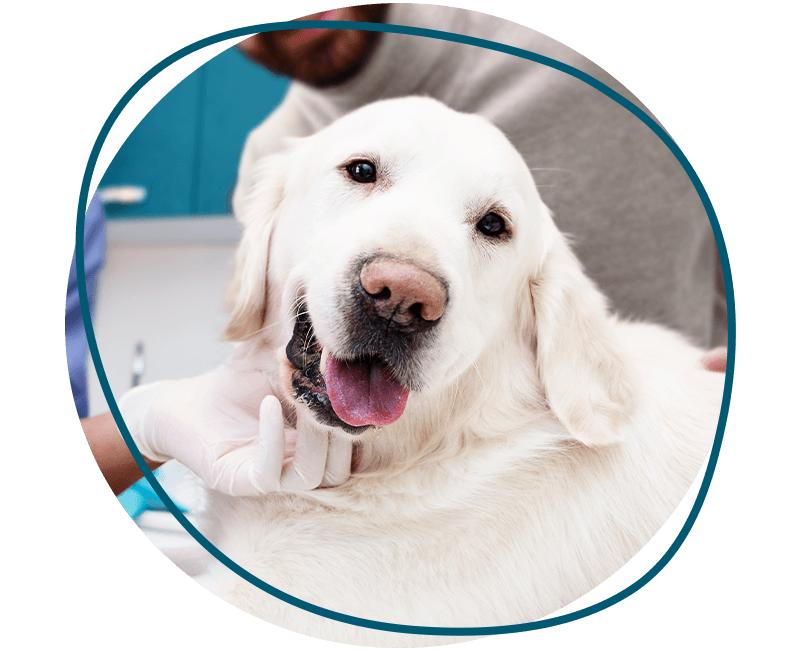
[76,19,735,637]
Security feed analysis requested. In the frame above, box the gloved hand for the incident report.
[117,347,352,496]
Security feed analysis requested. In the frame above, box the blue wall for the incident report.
[100,46,290,218]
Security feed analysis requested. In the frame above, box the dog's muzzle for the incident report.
[285,257,448,433]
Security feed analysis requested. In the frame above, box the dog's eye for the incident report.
[346,160,377,183]
[476,212,507,238]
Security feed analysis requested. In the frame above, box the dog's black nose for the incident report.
[356,258,447,333]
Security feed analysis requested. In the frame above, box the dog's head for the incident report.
[226,97,634,446]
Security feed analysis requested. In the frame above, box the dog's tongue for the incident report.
[325,355,409,427]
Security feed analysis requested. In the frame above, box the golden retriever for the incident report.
[194,97,724,646]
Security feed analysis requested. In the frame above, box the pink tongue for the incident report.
[325,356,409,427]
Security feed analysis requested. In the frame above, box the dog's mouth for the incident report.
[286,306,410,435]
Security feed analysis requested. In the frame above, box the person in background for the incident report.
[237,3,729,351]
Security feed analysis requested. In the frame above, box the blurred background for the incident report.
[101,45,289,219]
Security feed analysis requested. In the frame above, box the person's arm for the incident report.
[82,412,162,496]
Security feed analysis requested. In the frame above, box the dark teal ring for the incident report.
[76,19,735,637]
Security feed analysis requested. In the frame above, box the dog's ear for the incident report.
[530,231,636,446]
[223,151,290,341]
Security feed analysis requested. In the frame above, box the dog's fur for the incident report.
[194,98,723,646]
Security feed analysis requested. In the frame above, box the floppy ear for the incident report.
[530,231,636,446]
[223,151,290,341]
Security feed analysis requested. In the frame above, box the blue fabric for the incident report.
[118,470,189,520]
[66,194,106,418]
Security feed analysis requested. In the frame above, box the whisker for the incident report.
[448,373,460,422]
[233,289,309,343]
[448,342,487,391]
[278,290,306,339]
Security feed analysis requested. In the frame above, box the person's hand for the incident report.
[700,347,727,372]
[117,349,352,496]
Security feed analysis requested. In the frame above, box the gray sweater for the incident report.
[236,4,726,348]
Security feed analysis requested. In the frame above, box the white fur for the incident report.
[196,97,723,646]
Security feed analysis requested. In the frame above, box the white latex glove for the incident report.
[117,354,352,496]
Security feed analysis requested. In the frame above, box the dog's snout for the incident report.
[359,259,447,328]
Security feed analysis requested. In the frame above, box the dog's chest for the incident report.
[202,444,668,627]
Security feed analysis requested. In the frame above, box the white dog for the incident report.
[194,97,724,646]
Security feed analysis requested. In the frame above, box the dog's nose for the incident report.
[359,259,447,328]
